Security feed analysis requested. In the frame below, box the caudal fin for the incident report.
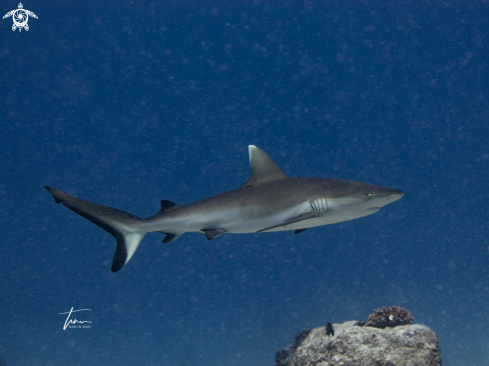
[45,186,146,272]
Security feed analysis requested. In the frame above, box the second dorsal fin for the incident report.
[243,145,287,186]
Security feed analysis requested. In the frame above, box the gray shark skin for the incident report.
[45,145,404,272]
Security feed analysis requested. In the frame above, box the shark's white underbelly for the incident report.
[224,204,309,233]
[147,202,379,234]
[264,207,379,232]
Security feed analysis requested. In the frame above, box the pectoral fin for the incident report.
[257,211,320,232]
[201,229,227,240]
[294,228,309,234]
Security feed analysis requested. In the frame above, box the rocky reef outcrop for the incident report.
[275,308,441,366]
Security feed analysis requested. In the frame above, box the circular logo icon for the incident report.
[13,9,28,28]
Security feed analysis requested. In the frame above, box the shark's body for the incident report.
[46,145,404,272]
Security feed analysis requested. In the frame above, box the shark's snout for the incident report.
[374,186,404,197]
[389,189,405,201]
[392,188,405,196]
[379,188,404,205]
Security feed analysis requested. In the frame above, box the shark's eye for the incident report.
[367,193,374,199]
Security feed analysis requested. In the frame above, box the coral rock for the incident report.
[366,305,414,328]
[274,321,442,366]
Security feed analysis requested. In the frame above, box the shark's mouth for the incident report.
[366,207,380,213]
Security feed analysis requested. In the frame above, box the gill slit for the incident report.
[310,198,328,212]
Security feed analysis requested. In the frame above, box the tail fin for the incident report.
[45,186,146,272]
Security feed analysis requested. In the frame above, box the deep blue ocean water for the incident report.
[1,1,489,365]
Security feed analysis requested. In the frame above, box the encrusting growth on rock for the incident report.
[365,305,414,328]
[325,322,334,336]
[294,329,311,347]
[275,329,311,366]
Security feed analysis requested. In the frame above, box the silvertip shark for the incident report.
[45,145,404,272]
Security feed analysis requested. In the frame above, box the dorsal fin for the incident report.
[243,145,287,186]
[159,200,178,213]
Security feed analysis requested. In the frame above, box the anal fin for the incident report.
[257,211,320,232]
[160,232,182,244]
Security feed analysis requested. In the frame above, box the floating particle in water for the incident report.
[405,14,421,29]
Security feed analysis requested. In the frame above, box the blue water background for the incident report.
[1,1,488,365]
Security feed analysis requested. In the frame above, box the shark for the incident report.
[45,145,404,272]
